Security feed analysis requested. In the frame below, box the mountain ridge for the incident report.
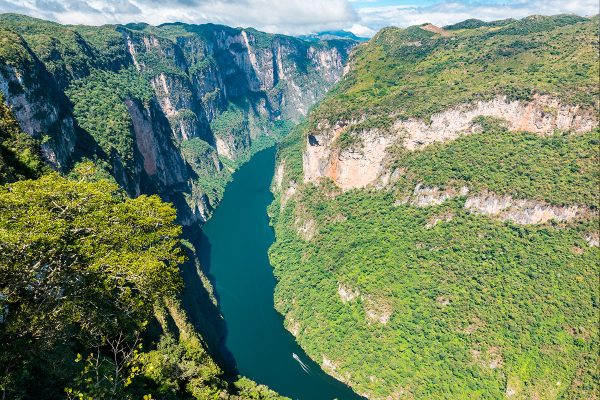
[0,12,357,225]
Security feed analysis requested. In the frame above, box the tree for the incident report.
[0,173,183,399]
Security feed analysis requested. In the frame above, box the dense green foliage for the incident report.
[180,138,231,204]
[270,186,598,399]
[0,12,348,225]
[210,102,247,139]
[0,170,286,399]
[0,12,349,400]
[0,173,182,398]
[311,15,598,129]
[270,128,600,397]
[65,68,154,163]
[270,14,599,399]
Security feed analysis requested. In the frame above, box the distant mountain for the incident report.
[444,17,516,30]
[299,30,368,43]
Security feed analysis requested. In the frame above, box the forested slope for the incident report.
[270,14,599,399]
[0,17,356,398]
[0,87,284,399]
[0,13,355,225]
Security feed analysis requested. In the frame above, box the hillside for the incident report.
[0,13,355,225]
[270,15,599,399]
[0,85,288,399]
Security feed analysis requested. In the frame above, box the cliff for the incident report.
[0,14,355,224]
[270,15,599,399]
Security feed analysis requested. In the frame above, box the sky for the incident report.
[0,0,597,36]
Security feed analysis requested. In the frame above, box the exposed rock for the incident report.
[285,315,301,337]
[420,24,451,37]
[303,95,597,190]
[464,192,593,224]
[273,161,285,189]
[304,123,398,190]
[125,98,187,186]
[397,184,594,226]
[461,317,484,334]
[425,212,455,229]
[584,232,599,247]
[1,21,355,225]
[400,95,596,150]
[295,217,317,241]
[470,347,503,369]
[487,347,503,369]
[322,356,337,372]
[436,295,451,307]
[338,283,360,303]
[363,295,393,325]
[0,63,76,171]
[411,184,469,207]
[281,182,297,209]
[321,356,355,391]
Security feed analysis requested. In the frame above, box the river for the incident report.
[196,146,363,400]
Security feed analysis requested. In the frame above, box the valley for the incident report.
[0,10,598,400]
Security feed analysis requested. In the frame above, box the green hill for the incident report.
[270,15,599,399]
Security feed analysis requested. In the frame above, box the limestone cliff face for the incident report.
[0,16,355,224]
[303,95,598,190]
[393,184,596,225]
[0,52,76,171]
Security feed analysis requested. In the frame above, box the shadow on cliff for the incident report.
[180,223,237,375]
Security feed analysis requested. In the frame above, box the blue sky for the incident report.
[0,0,597,36]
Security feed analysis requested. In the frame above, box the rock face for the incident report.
[396,184,596,225]
[0,15,355,224]
[464,192,594,225]
[303,95,598,190]
[0,56,76,171]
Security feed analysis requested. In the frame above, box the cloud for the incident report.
[0,0,596,36]
[34,0,66,13]
[352,0,599,35]
[0,0,358,34]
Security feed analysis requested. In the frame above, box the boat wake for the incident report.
[292,353,310,373]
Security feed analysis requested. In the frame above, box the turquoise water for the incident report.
[197,146,363,400]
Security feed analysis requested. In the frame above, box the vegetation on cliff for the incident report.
[0,83,284,400]
[311,14,598,132]
[270,15,599,399]
[0,13,354,225]
[0,93,44,183]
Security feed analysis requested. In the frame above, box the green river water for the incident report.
[196,146,363,400]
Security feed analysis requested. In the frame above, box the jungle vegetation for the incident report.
[269,14,599,399]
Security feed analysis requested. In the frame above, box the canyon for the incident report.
[0,14,355,225]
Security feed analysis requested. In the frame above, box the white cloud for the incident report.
[0,0,358,34]
[356,0,599,33]
[0,0,597,36]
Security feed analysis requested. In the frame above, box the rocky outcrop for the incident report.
[409,184,469,207]
[0,60,76,171]
[464,192,594,225]
[0,18,355,225]
[400,94,596,150]
[363,296,392,325]
[303,95,598,190]
[126,98,188,186]
[338,283,360,303]
[584,232,599,247]
[304,125,396,190]
[395,184,595,225]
